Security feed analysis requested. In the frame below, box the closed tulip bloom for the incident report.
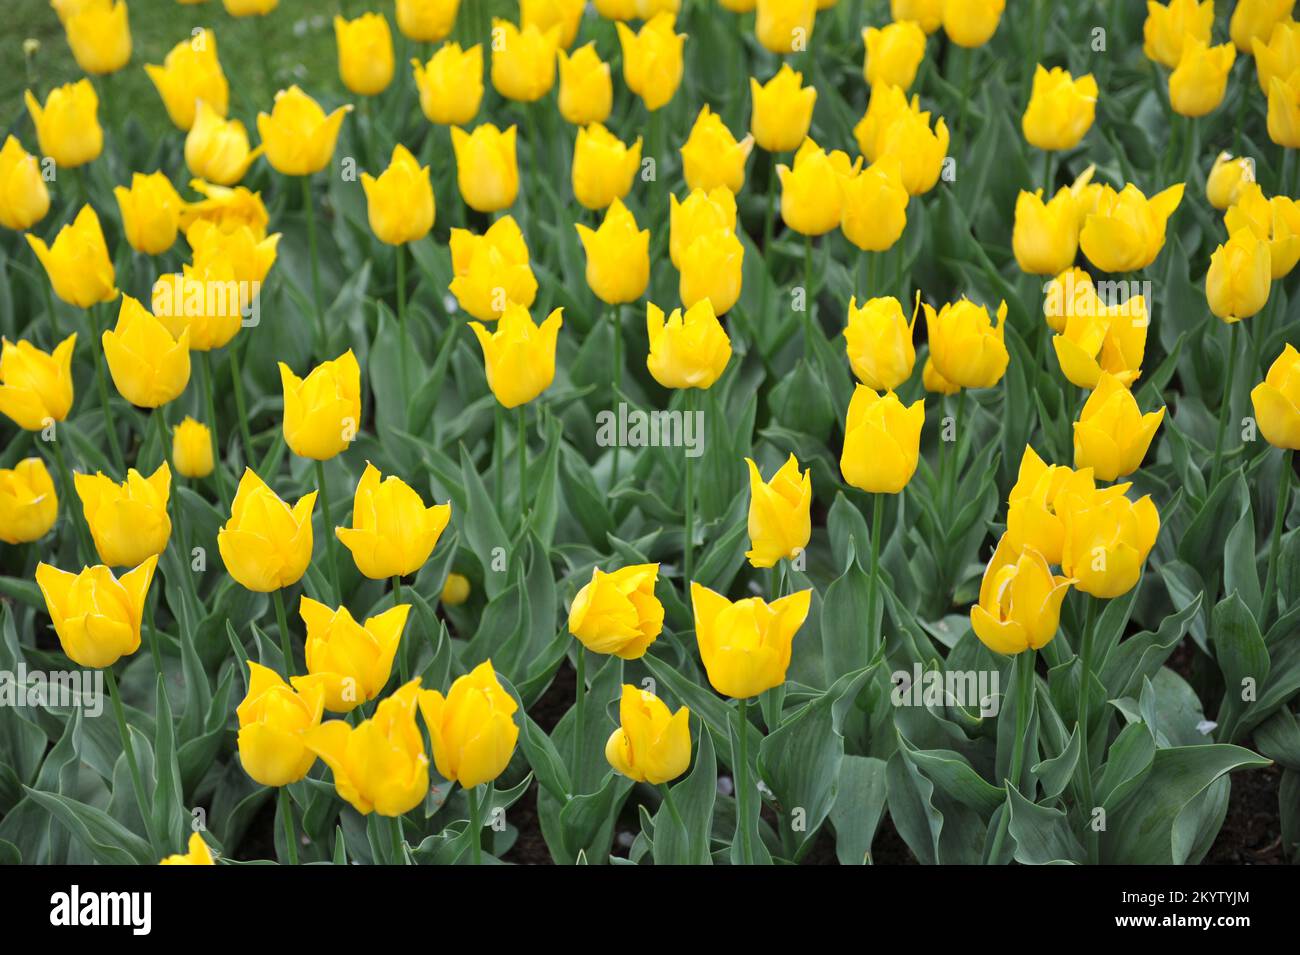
[113,172,183,255]
[442,573,471,605]
[102,295,190,408]
[0,334,76,430]
[185,101,262,185]
[256,86,352,177]
[922,355,960,394]
[28,205,117,309]
[576,198,651,304]
[892,0,942,31]
[1073,372,1166,481]
[1053,291,1148,389]
[690,582,811,699]
[1144,0,1214,67]
[863,20,926,89]
[25,80,102,169]
[469,304,563,408]
[1079,182,1184,272]
[224,0,278,13]
[179,180,270,236]
[719,0,756,10]
[218,469,317,592]
[942,0,1005,47]
[1207,229,1272,322]
[755,0,815,54]
[334,13,393,96]
[745,454,812,567]
[280,350,362,461]
[65,0,131,75]
[1005,446,1097,565]
[637,0,682,15]
[0,458,58,545]
[596,0,638,16]
[145,29,228,130]
[412,43,483,126]
[1252,343,1300,449]
[491,19,561,102]
[522,0,584,48]
[1023,65,1098,151]
[159,832,215,866]
[449,216,537,319]
[778,138,863,236]
[1225,181,1300,278]
[924,298,1009,389]
[572,124,642,210]
[853,86,950,195]
[1013,186,1083,276]
[1042,267,1097,334]
[841,385,925,493]
[569,564,665,658]
[417,662,519,789]
[335,462,452,580]
[397,0,459,41]
[844,293,917,390]
[606,685,691,784]
[187,219,280,288]
[1061,487,1160,598]
[237,662,326,788]
[681,105,754,193]
[646,300,732,389]
[680,227,744,315]
[558,43,613,125]
[616,13,686,111]
[300,596,410,713]
[75,463,171,568]
[749,65,817,153]
[0,136,50,232]
[35,556,157,669]
[1255,20,1300,94]
[362,144,435,245]
[841,156,909,252]
[451,123,518,212]
[1268,71,1300,146]
[172,416,214,478]
[1207,152,1256,209]
[151,259,243,352]
[1170,39,1236,116]
[50,0,109,23]
[1232,0,1295,51]
[970,536,1072,655]
[669,187,736,268]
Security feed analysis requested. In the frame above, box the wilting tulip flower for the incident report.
[1022,66,1098,151]
[491,19,561,102]
[159,832,215,866]
[1144,0,1214,67]
[102,296,190,408]
[224,0,278,13]
[1170,40,1236,116]
[442,573,470,605]
[1252,344,1300,449]
[1232,0,1295,51]
[892,0,941,31]
[300,597,410,713]
[853,85,950,195]
[334,13,393,96]
[1254,19,1300,94]
[1225,182,1300,278]
[572,124,641,210]
[1061,486,1160,598]
[576,198,651,304]
[841,385,925,493]
[113,172,183,255]
[451,123,518,212]
[1073,372,1166,481]
[606,685,691,784]
[237,661,326,788]
[27,206,116,309]
[778,138,863,236]
[397,0,459,42]
[646,300,732,389]
[362,144,435,245]
[172,416,214,479]
[0,335,76,431]
[569,564,665,658]
[970,536,1073,655]
[1079,182,1184,272]
[449,216,537,319]
[35,556,157,669]
[336,462,452,579]
[755,0,815,54]
[0,458,58,545]
[749,65,817,153]
[669,187,736,268]
[745,454,811,567]
[146,29,227,130]
[0,136,49,231]
[863,20,926,89]
[1005,446,1097,565]
[418,662,519,790]
[680,227,744,315]
[279,350,362,461]
[64,0,130,75]
[841,156,909,252]
[923,298,1009,389]
[1052,291,1148,389]
[218,469,317,592]
[522,0,584,48]
[681,106,754,193]
[616,13,686,111]
[922,356,959,395]
[469,304,563,407]
[690,582,811,698]
[1013,186,1084,276]
[256,86,352,177]
[1207,229,1272,322]
[844,294,917,390]
[412,43,483,126]
[185,101,262,185]
[179,180,270,236]
[558,43,613,125]
[943,0,1004,47]
[1207,152,1255,209]
[75,463,171,568]
[25,79,101,169]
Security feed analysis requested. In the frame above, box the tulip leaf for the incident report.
[22,786,154,866]
[828,755,888,864]
[1210,592,1270,743]
[653,728,716,866]
[1005,786,1085,865]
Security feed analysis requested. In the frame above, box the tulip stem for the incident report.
[273,587,293,674]
[91,304,126,475]
[200,352,232,507]
[683,391,696,585]
[229,339,255,468]
[868,494,884,659]
[659,782,686,846]
[760,158,778,317]
[48,434,92,563]
[302,176,325,350]
[1041,149,1054,194]
[279,787,299,865]
[735,697,755,865]
[493,405,505,516]
[389,814,404,864]
[151,407,168,472]
[610,304,621,485]
[517,404,528,527]
[393,576,408,683]
[1076,596,1099,864]
[106,667,157,855]
[42,281,61,341]
[315,460,341,603]
[1210,328,1240,489]
[466,784,483,865]
[988,649,1035,863]
[1262,450,1295,629]
[145,589,163,680]
[573,646,587,793]
[803,235,815,350]
[396,243,409,415]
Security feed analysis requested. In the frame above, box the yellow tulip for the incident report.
[185,101,262,186]
[749,64,817,153]
[719,0,755,9]
[596,0,638,17]
[1061,486,1160,599]
[1079,182,1184,272]
[1224,181,1300,278]
[646,299,732,389]
[841,156,909,252]
[844,293,917,391]
[335,462,452,580]
[569,563,665,658]
[159,832,215,866]
[1143,0,1215,67]
[892,0,942,32]
[690,582,812,699]
[223,0,278,13]
[442,573,471,605]
[755,0,815,54]
[1207,151,1256,209]
[145,28,227,131]
[1042,267,1096,334]
[449,215,537,320]
[335,13,394,96]
[637,0,681,15]
[669,187,736,269]
[172,416,214,479]
[237,661,326,788]
[102,295,190,409]
[491,19,561,102]
[50,0,109,23]
[745,454,811,567]
[300,596,409,713]
[606,685,691,784]
[0,334,76,431]
[412,43,483,126]
[1013,186,1083,276]
[178,180,269,236]
[778,137,863,236]
[469,304,563,408]
[0,458,58,545]
[417,662,519,789]
[1254,19,1300,94]
[841,385,925,493]
[576,198,651,305]
[616,13,686,112]
[361,144,435,245]
[75,463,171,568]
[970,535,1072,655]
[217,469,317,593]
[25,80,102,169]
[256,86,352,177]
[558,43,613,126]
[28,205,117,309]
[923,298,1009,389]
[922,355,959,395]
[65,0,130,75]
[151,259,243,352]
[1022,65,1098,151]
[279,349,362,461]
[451,123,518,212]
[572,124,642,210]
[522,0,584,48]
[1052,290,1148,389]
[1073,372,1166,482]
[863,20,926,89]
[681,105,754,193]
[1005,445,1097,565]
[1207,229,1272,323]
[1232,0,1295,51]
[113,171,183,255]
[942,0,1004,47]
[1251,343,1300,449]
[187,219,281,288]
[397,0,459,42]
[853,85,950,195]
[1170,39,1237,116]
[680,225,744,315]
[35,556,157,669]
[0,136,50,232]
[1268,70,1300,146]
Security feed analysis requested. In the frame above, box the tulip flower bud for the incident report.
[841,385,925,493]
[1013,186,1084,276]
[1224,182,1300,279]
[681,106,754,193]
[25,80,102,169]
[891,0,941,32]
[336,463,452,579]
[28,204,117,308]
[646,300,732,389]
[1079,182,1184,273]
[237,661,327,788]
[451,123,519,212]
[572,124,642,210]
[1043,268,1098,334]
[0,458,58,545]
[1061,486,1160,599]
[1073,372,1166,482]
[152,259,243,352]
[0,334,76,431]
[184,101,262,186]
[777,138,862,236]
[923,298,1009,390]
[1207,229,1272,323]
[361,144,435,245]
[217,469,317,592]
[853,85,950,195]
[844,293,917,391]
[442,573,471,605]
[1231,0,1295,51]
[1268,72,1300,146]
[1052,291,1148,389]
[179,180,270,237]
[334,13,394,96]
[102,295,190,409]
[669,187,736,268]
[522,0,585,48]
[159,832,215,866]
[690,582,812,699]
[1005,446,1097,565]
[569,564,665,658]
[755,0,815,54]
[113,172,183,255]
[749,64,817,153]
[491,19,561,102]
[469,304,563,408]
[616,13,686,111]
[1251,344,1300,449]
[172,416,214,479]
[745,454,811,568]
[35,555,158,668]
[397,0,459,42]
[1207,152,1255,210]
[279,349,362,461]
[606,685,691,784]
[1170,39,1236,117]
[595,0,638,16]
[1254,20,1300,96]
[146,29,228,131]
[576,198,651,305]
[942,0,1004,47]
[417,662,519,790]
[449,215,538,320]
[1143,0,1214,68]
[51,0,105,24]
[558,43,613,126]
[412,43,484,126]
[1022,66,1098,151]
[187,219,280,288]
[65,0,131,75]
[75,463,171,568]
[971,536,1073,655]
[300,596,410,713]
[681,229,744,317]
[0,136,50,232]
[922,356,960,395]
[256,86,352,177]
[841,156,909,252]
[863,20,926,89]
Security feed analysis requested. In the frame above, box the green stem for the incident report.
[760,157,778,319]
[106,668,157,854]
[736,696,755,865]
[273,587,293,674]
[988,649,1035,863]
[573,645,586,793]
[201,352,232,506]
[393,575,408,683]
[151,406,168,471]
[1210,328,1240,489]
[229,339,255,468]
[315,459,341,602]
[302,176,325,350]
[279,787,299,865]
[91,304,125,474]
[683,391,696,585]
[517,404,528,528]
[49,433,92,563]
[42,281,61,341]
[1076,596,1099,864]
[1041,149,1054,194]
[659,781,686,843]
[1261,450,1294,628]
[803,234,814,351]
[867,493,884,659]
[389,813,404,864]
[610,304,621,485]
[396,243,409,416]
[145,588,162,679]
[493,405,505,516]
[467,784,483,865]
